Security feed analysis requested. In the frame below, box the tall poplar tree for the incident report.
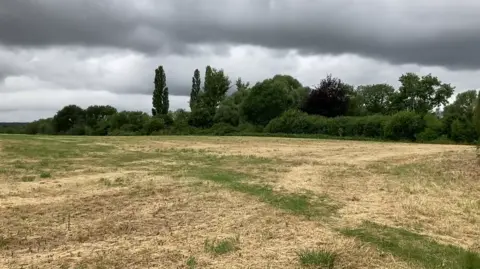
[152,65,169,115]
[190,69,201,110]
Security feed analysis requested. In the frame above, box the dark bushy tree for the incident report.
[301,74,350,117]
[52,105,86,134]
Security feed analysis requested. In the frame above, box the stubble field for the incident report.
[0,135,479,269]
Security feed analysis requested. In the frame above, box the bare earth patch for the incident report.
[0,135,478,268]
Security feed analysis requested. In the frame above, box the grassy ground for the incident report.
[0,134,479,269]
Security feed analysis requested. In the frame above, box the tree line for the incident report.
[1,65,480,144]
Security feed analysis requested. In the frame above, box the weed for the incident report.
[186,256,197,269]
[341,221,480,269]
[39,171,51,178]
[297,249,336,269]
[204,236,240,255]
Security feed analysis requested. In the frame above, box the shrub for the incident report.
[143,117,165,135]
[362,115,389,138]
[210,123,238,136]
[384,111,425,141]
[450,119,477,143]
[265,109,313,134]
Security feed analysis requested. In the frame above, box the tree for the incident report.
[162,86,169,114]
[235,77,250,91]
[240,78,293,126]
[391,73,454,114]
[474,91,480,138]
[152,65,168,115]
[190,66,231,127]
[357,84,395,115]
[202,65,231,110]
[190,69,201,110]
[52,105,85,134]
[301,74,350,117]
[85,105,117,128]
[442,90,478,141]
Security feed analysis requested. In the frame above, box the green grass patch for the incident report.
[39,171,51,178]
[341,221,480,269]
[297,249,336,269]
[194,169,339,219]
[204,236,240,255]
[186,256,197,269]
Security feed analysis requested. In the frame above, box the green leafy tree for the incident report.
[162,86,169,114]
[52,105,86,134]
[391,73,454,114]
[442,90,478,141]
[202,65,231,110]
[190,66,231,127]
[152,65,168,115]
[85,105,117,127]
[357,84,395,115]
[240,78,293,126]
[190,69,202,110]
[474,91,480,138]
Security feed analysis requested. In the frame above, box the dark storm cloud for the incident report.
[2,0,480,69]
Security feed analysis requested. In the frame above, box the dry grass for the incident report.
[0,135,478,268]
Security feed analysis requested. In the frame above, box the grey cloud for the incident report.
[2,0,480,68]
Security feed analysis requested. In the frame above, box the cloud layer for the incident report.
[1,0,480,121]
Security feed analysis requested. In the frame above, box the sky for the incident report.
[1,0,480,122]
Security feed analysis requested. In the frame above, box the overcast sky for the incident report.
[1,0,480,122]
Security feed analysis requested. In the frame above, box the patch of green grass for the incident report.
[341,221,480,269]
[186,256,197,269]
[39,171,51,178]
[204,236,240,255]
[297,249,336,269]
[195,170,339,219]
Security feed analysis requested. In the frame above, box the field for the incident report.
[0,135,479,269]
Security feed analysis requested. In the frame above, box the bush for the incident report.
[210,123,238,135]
[384,111,425,141]
[143,117,165,135]
[450,119,477,143]
[265,110,313,134]
[362,115,389,138]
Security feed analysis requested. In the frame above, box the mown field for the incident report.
[0,135,479,269]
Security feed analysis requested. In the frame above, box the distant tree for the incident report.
[391,73,454,114]
[474,91,480,138]
[301,74,350,117]
[240,78,293,126]
[85,105,117,128]
[152,65,168,115]
[52,105,86,134]
[202,65,231,110]
[357,84,395,115]
[442,90,478,141]
[190,66,231,127]
[162,86,169,114]
[190,69,202,110]
[235,77,250,91]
